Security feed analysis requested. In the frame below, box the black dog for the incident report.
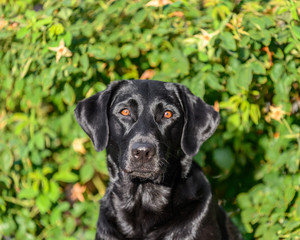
[75,80,242,240]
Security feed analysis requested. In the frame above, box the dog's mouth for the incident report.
[124,168,160,181]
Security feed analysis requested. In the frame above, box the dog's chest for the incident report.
[112,181,172,237]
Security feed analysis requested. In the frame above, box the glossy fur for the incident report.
[75,80,242,240]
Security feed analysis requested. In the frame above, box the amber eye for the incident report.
[164,111,173,119]
[121,109,130,116]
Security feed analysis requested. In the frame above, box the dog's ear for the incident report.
[74,82,118,152]
[179,85,220,156]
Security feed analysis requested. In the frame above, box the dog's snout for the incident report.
[131,143,156,161]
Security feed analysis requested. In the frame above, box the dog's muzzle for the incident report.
[124,142,160,180]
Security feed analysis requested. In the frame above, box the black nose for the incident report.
[131,143,156,161]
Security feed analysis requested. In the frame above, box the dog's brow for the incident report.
[164,83,184,109]
[110,86,141,106]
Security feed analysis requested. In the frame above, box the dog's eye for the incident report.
[120,109,130,116]
[163,111,173,119]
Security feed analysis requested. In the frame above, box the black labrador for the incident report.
[75,80,242,240]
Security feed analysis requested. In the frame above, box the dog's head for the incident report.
[75,80,219,183]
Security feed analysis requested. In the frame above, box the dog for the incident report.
[75,80,242,240]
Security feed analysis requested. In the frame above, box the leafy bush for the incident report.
[0,0,299,239]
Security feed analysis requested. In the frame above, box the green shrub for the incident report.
[0,0,299,239]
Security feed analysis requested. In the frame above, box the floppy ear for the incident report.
[179,86,220,156]
[74,82,117,152]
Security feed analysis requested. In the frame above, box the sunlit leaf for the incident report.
[36,194,52,214]
[62,83,75,105]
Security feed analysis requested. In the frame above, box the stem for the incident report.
[282,118,293,135]
[283,118,300,153]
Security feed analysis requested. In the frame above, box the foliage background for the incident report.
[0,0,299,239]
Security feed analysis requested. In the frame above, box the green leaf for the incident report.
[93,82,107,92]
[249,16,265,30]
[80,54,89,73]
[290,0,299,20]
[48,23,64,38]
[133,9,147,23]
[251,61,266,75]
[34,132,45,150]
[53,170,78,183]
[94,151,108,175]
[237,193,252,209]
[241,100,250,125]
[42,69,55,90]
[291,26,300,40]
[25,9,36,20]
[34,17,53,29]
[65,217,76,235]
[148,50,161,67]
[18,188,39,199]
[81,23,94,37]
[31,32,41,43]
[14,78,25,95]
[250,104,260,124]
[183,73,205,98]
[107,0,127,15]
[48,181,60,203]
[226,76,239,94]
[63,31,72,46]
[204,72,223,90]
[270,63,284,82]
[50,206,63,225]
[36,194,52,214]
[241,207,257,226]
[57,8,73,21]
[284,188,295,204]
[227,113,241,130]
[287,155,299,173]
[31,150,42,165]
[105,45,119,60]
[213,148,235,171]
[198,52,208,62]
[237,66,252,90]
[221,32,236,51]
[16,27,30,39]
[62,83,75,105]
[0,150,13,173]
[80,163,94,183]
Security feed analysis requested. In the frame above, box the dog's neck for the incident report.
[115,175,172,212]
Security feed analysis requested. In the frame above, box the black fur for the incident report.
[75,80,242,240]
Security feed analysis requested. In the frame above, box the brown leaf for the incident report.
[0,19,8,30]
[213,101,220,112]
[72,138,88,154]
[140,69,156,80]
[146,0,172,7]
[262,46,274,67]
[7,22,19,30]
[70,183,86,202]
[169,11,184,18]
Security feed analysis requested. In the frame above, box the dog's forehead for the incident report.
[113,80,179,104]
